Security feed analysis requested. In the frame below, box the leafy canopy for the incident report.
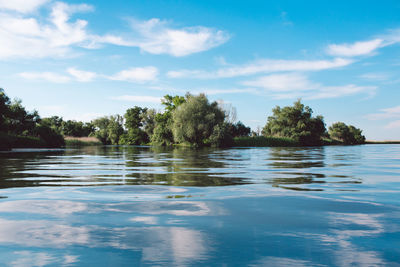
[262,100,326,145]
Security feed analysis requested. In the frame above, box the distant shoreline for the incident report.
[365,141,400,144]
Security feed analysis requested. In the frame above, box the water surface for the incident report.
[0,145,399,266]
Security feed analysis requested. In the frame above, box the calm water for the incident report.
[0,145,399,266]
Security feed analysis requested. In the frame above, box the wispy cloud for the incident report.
[19,66,158,83]
[167,58,353,79]
[0,2,93,59]
[108,67,158,83]
[0,0,49,13]
[18,72,71,83]
[242,73,315,92]
[326,39,383,57]
[0,2,228,60]
[359,72,389,81]
[242,73,376,100]
[82,18,230,56]
[67,68,97,82]
[111,95,162,103]
[127,18,230,57]
[367,106,400,120]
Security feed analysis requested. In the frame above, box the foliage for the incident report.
[5,99,40,135]
[121,107,149,145]
[172,93,225,147]
[41,116,95,137]
[34,124,65,147]
[0,88,11,131]
[151,95,186,146]
[62,120,94,137]
[262,100,326,146]
[328,122,365,145]
[228,121,251,137]
[208,122,234,147]
[65,138,102,147]
[141,108,157,137]
[92,115,124,145]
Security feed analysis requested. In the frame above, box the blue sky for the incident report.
[1,0,400,140]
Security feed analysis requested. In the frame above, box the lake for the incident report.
[0,145,399,266]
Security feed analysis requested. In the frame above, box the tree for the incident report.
[172,93,225,147]
[0,88,11,131]
[151,95,186,146]
[121,106,148,145]
[92,115,124,145]
[229,121,251,137]
[328,122,365,145]
[6,99,40,135]
[141,108,157,138]
[262,100,326,145]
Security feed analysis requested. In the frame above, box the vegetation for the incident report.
[328,122,365,145]
[262,100,326,146]
[0,87,369,149]
[172,93,225,147]
[64,137,102,147]
[0,88,64,149]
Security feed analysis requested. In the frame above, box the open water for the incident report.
[0,145,399,266]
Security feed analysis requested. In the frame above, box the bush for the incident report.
[328,122,365,145]
[172,94,225,147]
[208,122,234,147]
[262,100,326,146]
[34,125,65,147]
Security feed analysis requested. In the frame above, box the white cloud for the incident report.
[109,66,158,83]
[242,73,376,100]
[0,0,49,13]
[242,73,316,92]
[327,39,383,57]
[167,58,353,79]
[367,106,400,120]
[0,2,94,59]
[18,71,71,83]
[112,95,162,103]
[360,72,389,81]
[67,67,97,82]
[129,18,230,57]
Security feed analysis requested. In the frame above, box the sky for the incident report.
[1,0,400,140]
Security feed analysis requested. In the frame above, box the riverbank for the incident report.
[64,136,102,146]
[0,132,48,150]
[365,140,400,144]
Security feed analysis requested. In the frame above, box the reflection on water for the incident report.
[0,145,400,266]
[0,145,378,191]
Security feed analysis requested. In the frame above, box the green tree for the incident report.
[121,106,148,145]
[151,95,186,146]
[6,99,40,135]
[141,108,157,138]
[229,121,251,137]
[41,116,64,133]
[172,93,225,147]
[0,88,11,131]
[92,115,124,145]
[262,100,326,145]
[328,122,365,145]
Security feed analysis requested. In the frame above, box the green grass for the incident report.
[65,139,102,147]
[233,136,299,147]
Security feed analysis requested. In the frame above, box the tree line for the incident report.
[0,88,365,149]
